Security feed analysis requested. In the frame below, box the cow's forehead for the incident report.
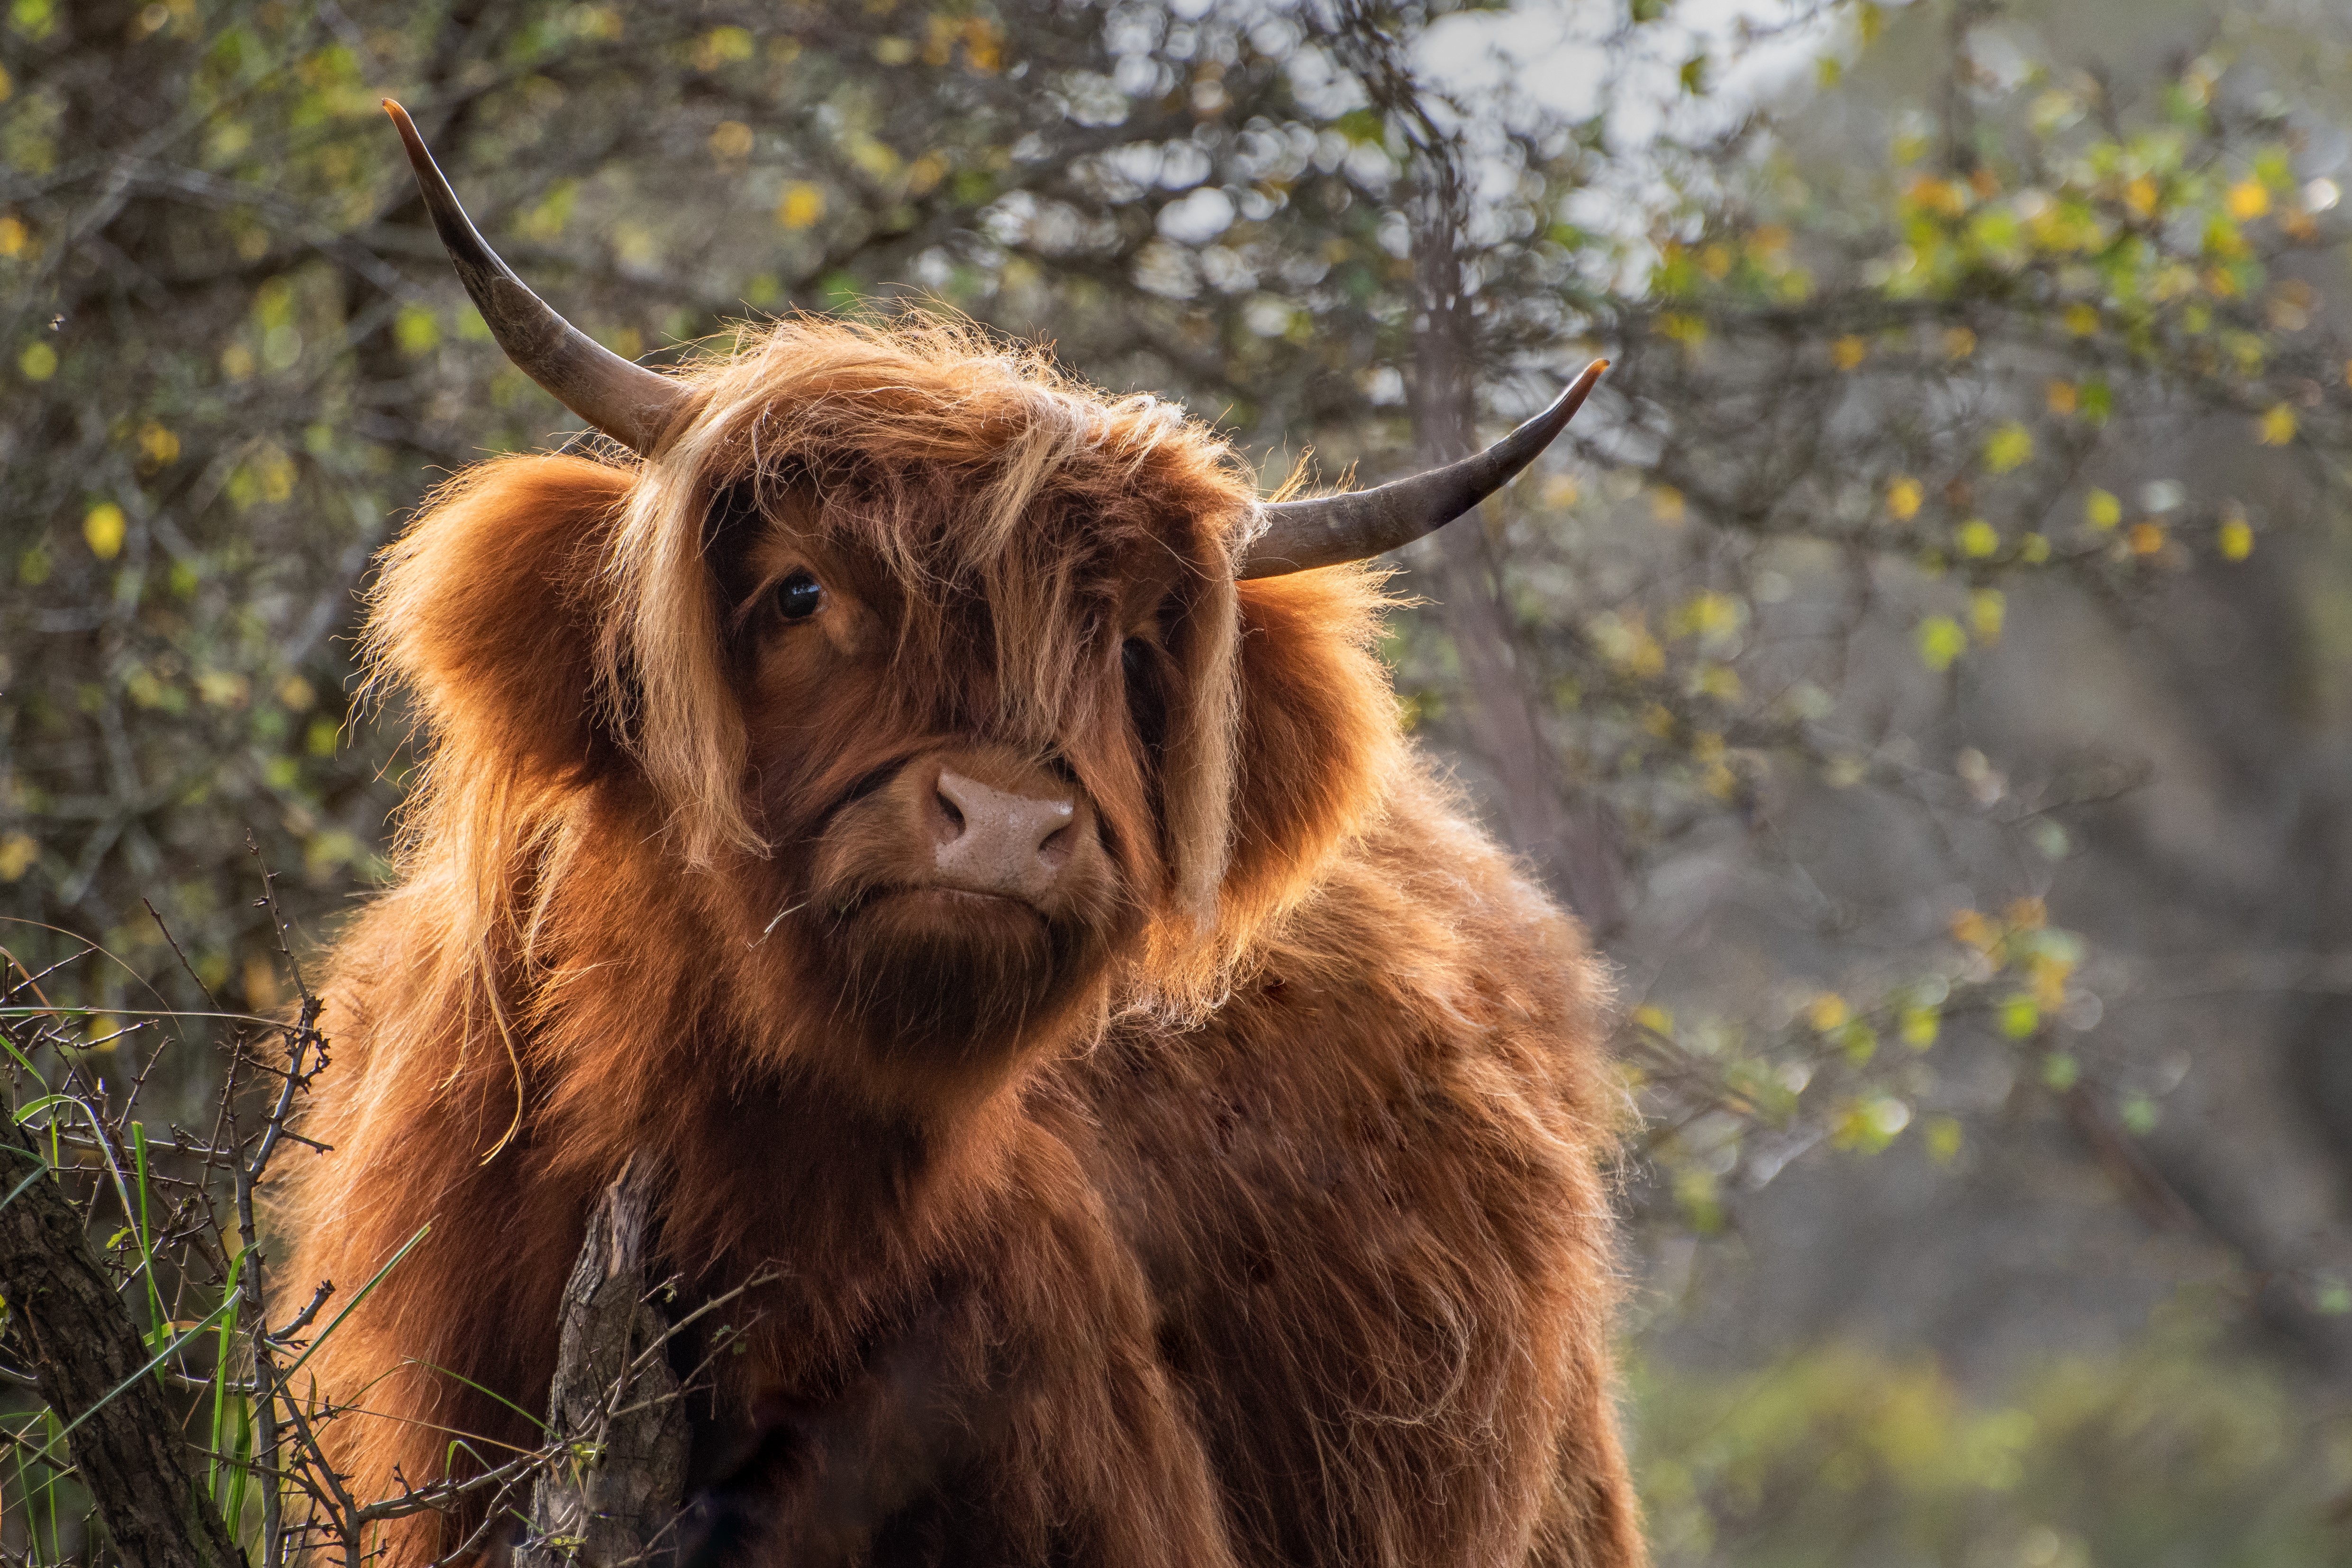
[725,426,1227,598]
[682,331,1253,570]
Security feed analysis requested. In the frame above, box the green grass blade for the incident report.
[209,1250,244,1501]
[275,1222,430,1385]
[130,1122,169,1361]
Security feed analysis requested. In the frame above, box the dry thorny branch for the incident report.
[0,848,755,1565]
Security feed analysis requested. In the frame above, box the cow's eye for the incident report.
[1121,638,1167,754]
[775,572,825,623]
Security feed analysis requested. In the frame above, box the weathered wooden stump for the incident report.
[518,1157,689,1567]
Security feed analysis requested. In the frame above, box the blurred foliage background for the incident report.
[7,0,2352,1559]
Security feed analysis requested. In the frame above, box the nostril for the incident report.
[1038,823,1071,865]
[935,788,966,835]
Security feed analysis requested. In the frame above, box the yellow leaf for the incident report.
[1907,175,1965,216]
[1649,486,1686,524]
[2123,175,2159,217]
[2226,180,2271,220]
[1950,907,1995,948]
[848,137,903,182]
[18,341,55,381]
[196,670,249,708]
[2063,302,2098,335]
[1924,1115,1963,1163]
[1900,1005,1941,1049]
[393,305,439,355]
[1983,422,2034,473]
[83,502,126,560]
[1633,1005,1673,1037]
[1943,325,1977,359]
[776,183,826,230]
[1600,611,1666,679]
[2020,533,2051,564]
[0,216,24,258]
[1970,588,2006,644]
[962,15,1003,72]
[1888,475,1924,520]
[2085,488,2122,529]
[1807,992,1850,1032]
[1955,518,2000,557]
[1830,1095,1909,1153]
[1831,335,1867,370]
[923,14,958,65]
[2259,403,2298,445]
[1659,312,1707,346]
[2129,520,2166,555]
[0,834,36,882]
[2045,380,2077,415]
[708,120,754,160]
[1916,615,1968,671]
[2030,954,2072,1011]
[2219,508,2253,560]
[693,25,755,69]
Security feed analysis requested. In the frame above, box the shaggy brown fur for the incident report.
[277,317,1644,1566]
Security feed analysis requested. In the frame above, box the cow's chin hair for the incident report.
[816,887,1112,1073]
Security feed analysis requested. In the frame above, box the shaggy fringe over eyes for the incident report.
[599,314,1258,921]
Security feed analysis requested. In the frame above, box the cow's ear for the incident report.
[1220,565,1401,934]
[366,453,635,783]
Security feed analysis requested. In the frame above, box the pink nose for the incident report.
[931,769,1078,903]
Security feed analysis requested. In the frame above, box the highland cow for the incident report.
[273,101,1640,1566]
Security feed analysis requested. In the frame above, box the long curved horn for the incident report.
[1239,358,1608,580]
[383,100,688,456]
